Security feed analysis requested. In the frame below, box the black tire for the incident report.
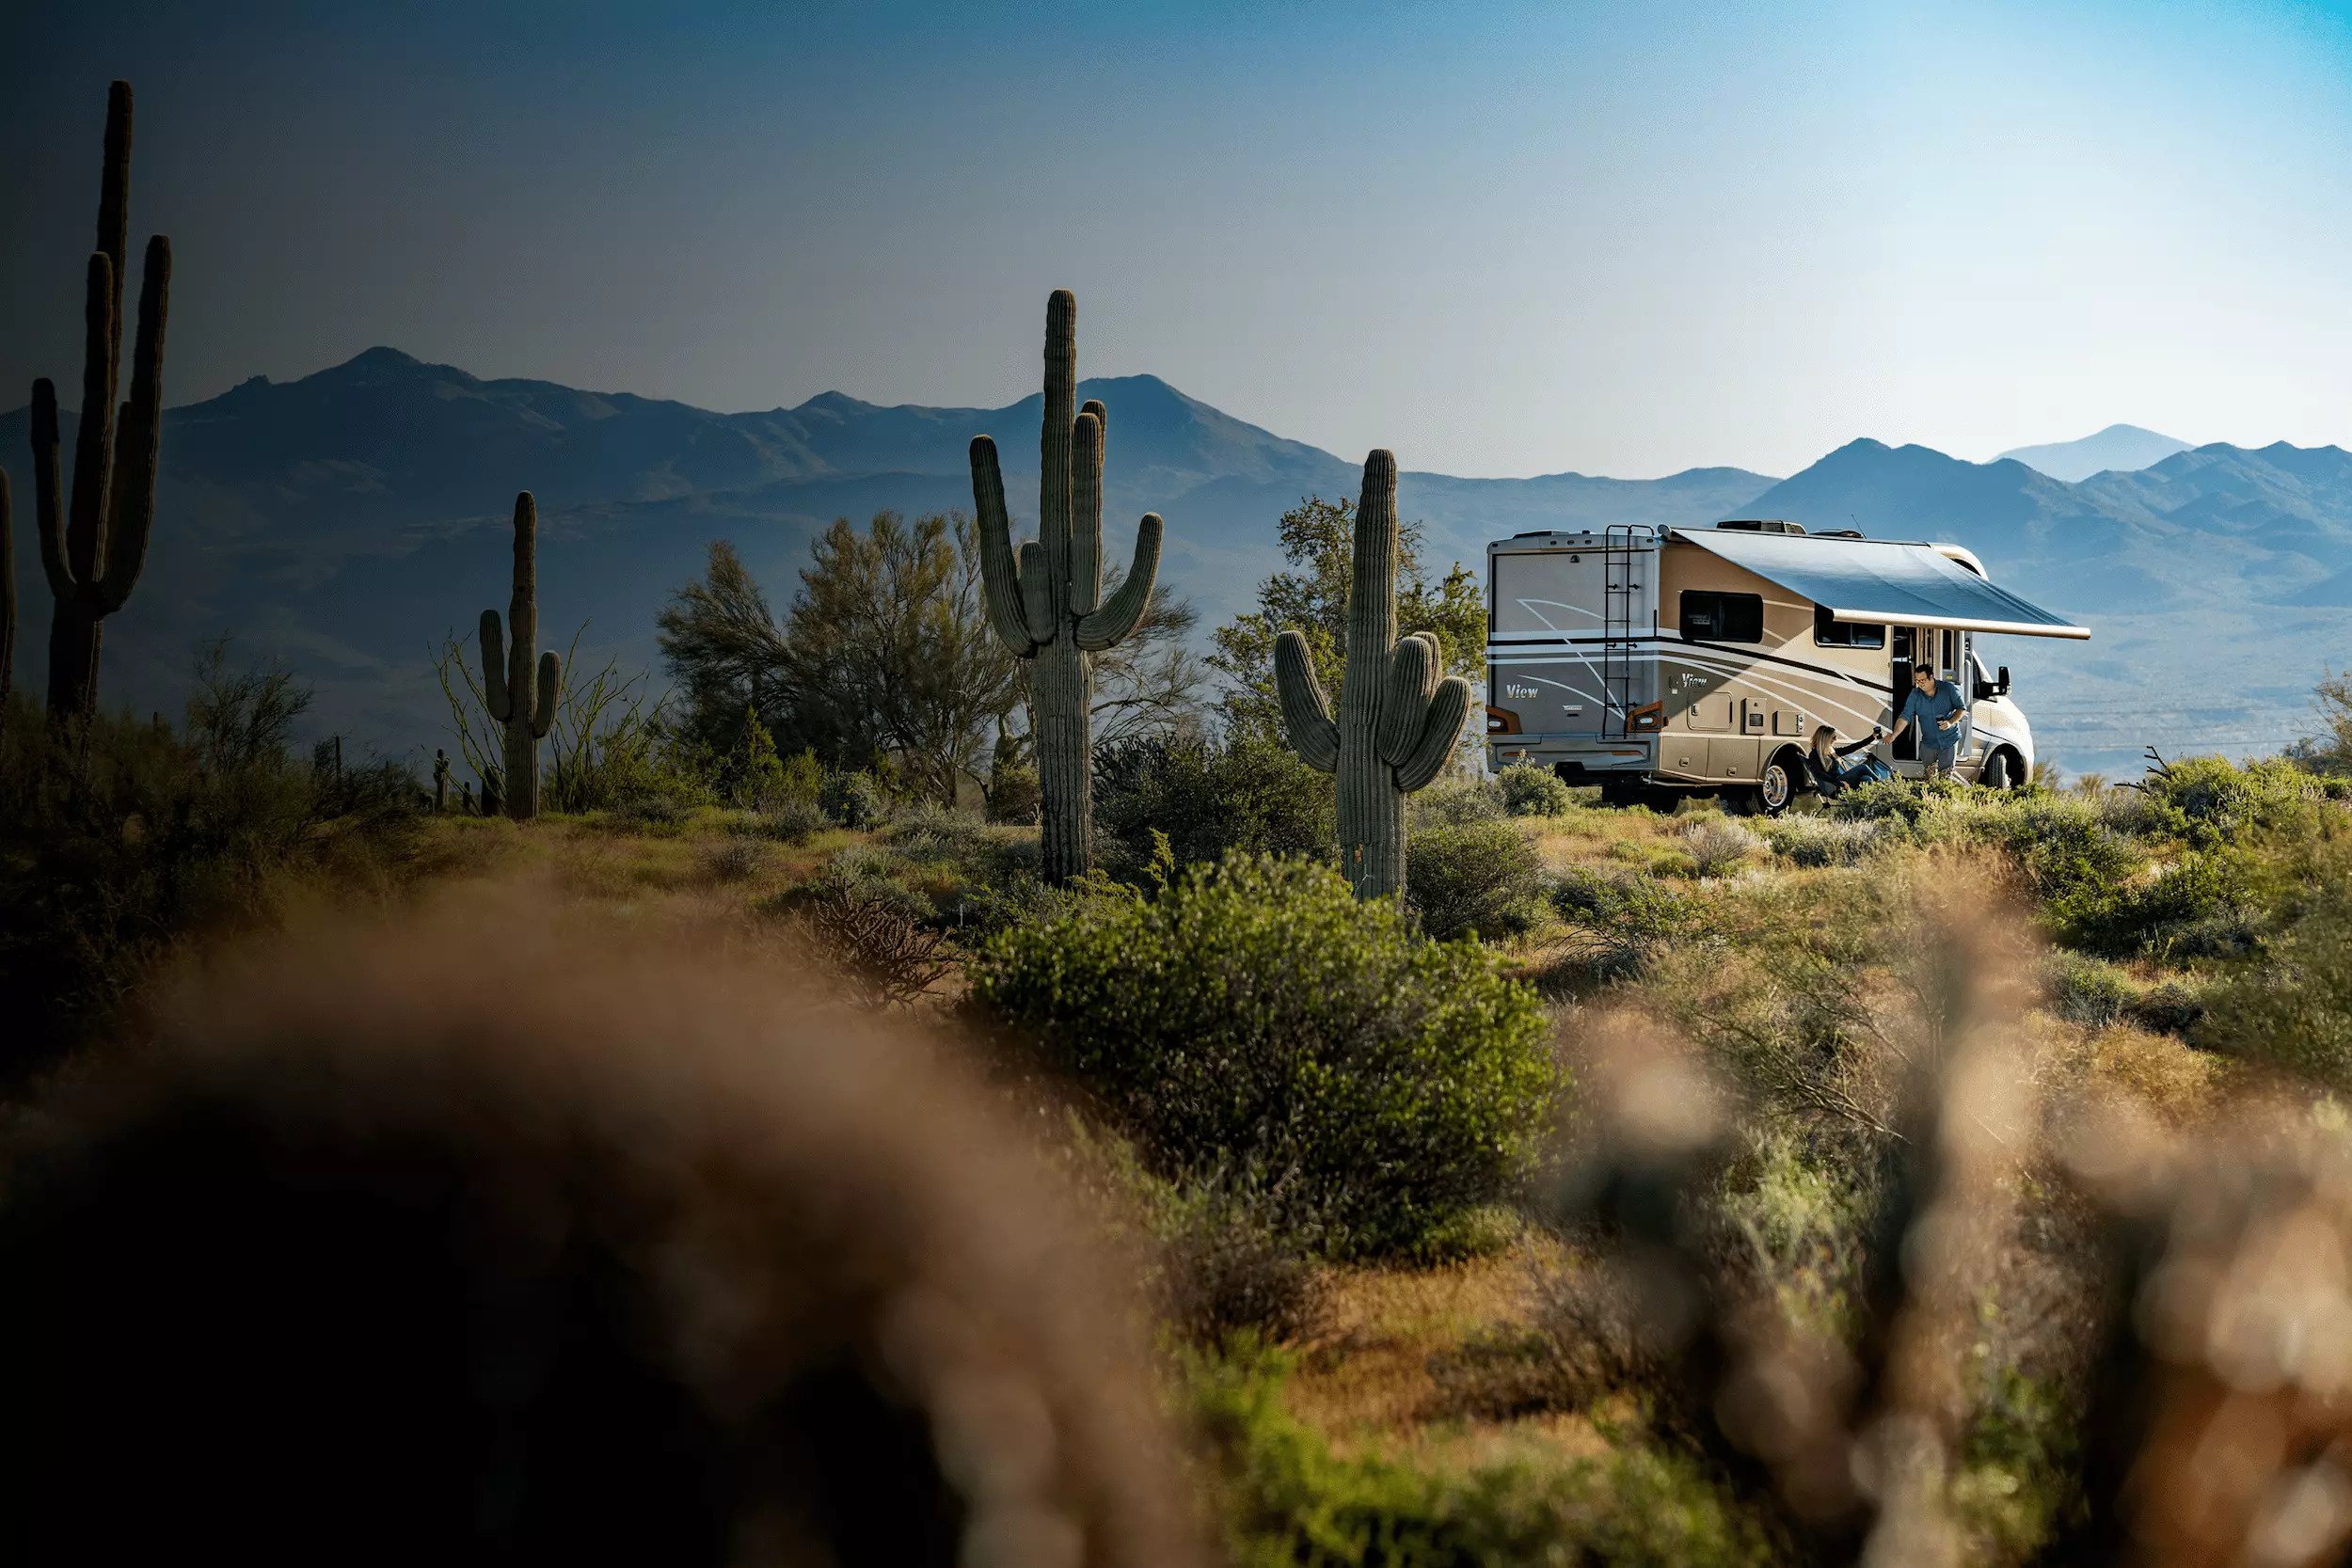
[1757,752,1801,816]
[1598,777,1645,810]
[1981,749,2017,790]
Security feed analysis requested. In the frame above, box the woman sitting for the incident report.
[1805,724,1892,797]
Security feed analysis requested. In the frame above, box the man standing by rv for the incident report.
[1891,663,1968,779]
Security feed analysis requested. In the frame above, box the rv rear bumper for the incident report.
[1486,736,1657,776]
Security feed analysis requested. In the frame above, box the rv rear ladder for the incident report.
[1602,525,1639,737]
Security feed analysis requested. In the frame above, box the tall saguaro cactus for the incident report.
[477,492,561,821]
[32,81,171,723]
[1276,451,1472,900]
[969,291,1165,882]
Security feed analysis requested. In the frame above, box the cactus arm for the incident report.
[967,435,1036,653]
[96,83,131,391]
[1017,540,1054,641]
[1394,676,1472,792]
[30,381,78,601]
[1038,291,1076,624]
[1375,634,1438,765]
[66,252,118,588]
[1075,514,1161,652]
[1071,403,1105,615]
[96,235,167,611]
[479,610,512,723]
[532,651,560,738]
[1275,629,1340,773]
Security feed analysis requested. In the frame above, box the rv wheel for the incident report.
[1755,752,1800,816]
[1982,749,2018,790]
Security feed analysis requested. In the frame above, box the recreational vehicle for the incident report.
[1484,519,2089,813]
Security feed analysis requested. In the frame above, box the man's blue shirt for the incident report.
[1900,679,1968,753]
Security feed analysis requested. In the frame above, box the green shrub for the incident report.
[969,853,1559,1258]
[1678,815,1761,879]
[2045,952,2134,1030]
[2200,870,2352,1085]
[1824,778,1931,826]
[1499,763,1575,818]
[1093,734,1335,872]
[1552,867,1693,944]
[984,754,1040,824]
[2054,848,2260,960]
[820,768,892,831]
[1408,820,1546,942]
[1755,814,1891,868]
[750,795,832,844]
[1188,1339,1772,1567]
[1414,774,1506,827]
[2137,754,2321,847]
[0,669,421,1083]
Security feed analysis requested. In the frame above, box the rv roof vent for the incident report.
[1813,528,1865,539]
[1715,518,1806,535]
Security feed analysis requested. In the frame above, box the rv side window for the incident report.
[1812,605,1885,648]
[1679,591,1762,643]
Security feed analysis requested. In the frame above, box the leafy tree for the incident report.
[662,513,1203,804]
[2290,669,2352,776]
[659,512,1015,804]
[1210,494,1484,741]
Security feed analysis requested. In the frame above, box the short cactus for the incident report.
[968,291,1165,882]
[1275,451,1471,899]
[31,81,170,723]
[477,492,560,821]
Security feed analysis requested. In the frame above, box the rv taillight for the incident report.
[1628,702,1663,732]
[1486,705,1521,736]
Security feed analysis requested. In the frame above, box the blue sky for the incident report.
[8,0,2352,478]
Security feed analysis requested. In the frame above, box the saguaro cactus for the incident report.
[969,291,1164,882]
[1275,451,1471,900]
[477,492,560,821]
[32,81,171,723]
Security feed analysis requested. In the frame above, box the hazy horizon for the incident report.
[8,1,2350,480]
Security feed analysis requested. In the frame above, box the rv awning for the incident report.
[1670,528,2090,640]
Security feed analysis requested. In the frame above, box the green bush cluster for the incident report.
[2200,863,2352,1085]
[1412,775,1504,828]
[1408,820,1546,942]
[2136,754,2321,847]
[1498,762,1576,818]
[1093,734,1335,873]
[969,853,1559,1258]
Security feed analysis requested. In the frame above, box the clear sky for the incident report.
[8,0,2352,479]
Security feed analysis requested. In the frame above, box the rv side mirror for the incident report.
[1998,664,2011,695]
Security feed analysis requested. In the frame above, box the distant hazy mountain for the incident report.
[1997,423,2192,482]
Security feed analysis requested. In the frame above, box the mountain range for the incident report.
[4,348,2345,777]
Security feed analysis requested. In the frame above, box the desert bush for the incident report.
[821,767,892,831]
[1547,867,1695,988]
[2136,753,2321,847]
[787,857,955,1008]
[1092,733,1334,872]
[969,853,1559,1259]
[1679,815,1761,879]
[1824,777,1931,826]
[1498,763,1576,818]
[1414,773,1506,827]
[1189,1339,1771,1567]
[2045,951,2134,1030]
[610,792,689,830]
[2200,868,2352,1085]
[0,660,422,1082]
[1141,1164,1332,1351]
[748,795,832,844]
[703,838,765,883]
[1755,814,1891,868]
[1408,820,1546,942]
[2056,848,2262,960]
[984,755,1040,824]
[883,799,994,867]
